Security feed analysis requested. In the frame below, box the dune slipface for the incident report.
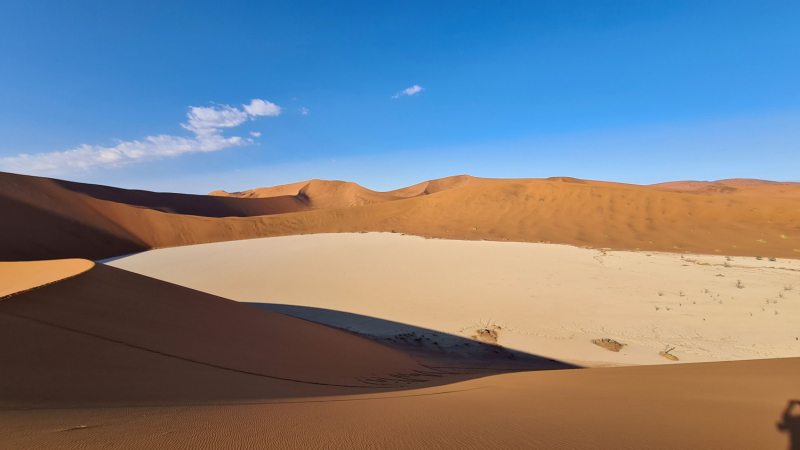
[2,171,800,262]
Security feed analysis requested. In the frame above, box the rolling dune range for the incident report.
[1,171,799,261]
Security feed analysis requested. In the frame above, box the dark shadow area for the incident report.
[778,400,800,450]
[0,195,149,262]
[248,303,578,372]
[52,178,309,218]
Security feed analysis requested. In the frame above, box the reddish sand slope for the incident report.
[1,357,798,449]
[2,171,799,261]
[210,175,493,203]
[384,174,495,197]
[0,262,451,408]
[210,180,312,198]
[211,179,407,208]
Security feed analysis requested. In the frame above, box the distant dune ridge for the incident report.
[652,178,800,190]
[1,171,799,261]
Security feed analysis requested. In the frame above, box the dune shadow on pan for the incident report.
[778,400,800,450]
[248,303,578,371]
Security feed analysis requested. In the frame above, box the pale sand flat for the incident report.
[108,233,800,367]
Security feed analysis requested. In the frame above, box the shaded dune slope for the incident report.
[50,176,310,217]
[0,262,444,408]
[2,171,799,261]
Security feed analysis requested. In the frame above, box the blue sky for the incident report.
[1,1,798,193]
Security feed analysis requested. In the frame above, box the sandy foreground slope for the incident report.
[1,259,799,449]
[109,233,800,367]
[3,171,799,261]
[2,358,799,449]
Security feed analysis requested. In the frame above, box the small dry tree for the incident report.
[736,280,745,289]
[660,345,678,361]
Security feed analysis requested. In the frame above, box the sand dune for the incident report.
[211,175,492,200]
[652,178,800,190]
[2,170,799,262]
[209,179,312,198]
[0,261,465,408]
[49,174,310,217]
[384,174,494,197]
[2,357,798,449]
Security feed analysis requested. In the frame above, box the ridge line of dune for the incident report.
[0,268,93,301]
[0,260,95,300]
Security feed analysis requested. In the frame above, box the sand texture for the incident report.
[109,233,800,367]
[2,358,799,449]
[2,171,799,261]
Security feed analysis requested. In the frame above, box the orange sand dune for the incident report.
[49,175,310,217]
[211,175,492,200]
[0,259,94,299]
[0,261,459,408]
[211,178,408,209]
[210,179,311,198]
[2,355,798,448]
[2,171,799,261]
[653,177,800,190]
[385,174,495,197]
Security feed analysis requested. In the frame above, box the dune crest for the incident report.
[0,259,94,299]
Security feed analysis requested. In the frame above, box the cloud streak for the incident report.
[1,99,280,174]
[392,85,424,98]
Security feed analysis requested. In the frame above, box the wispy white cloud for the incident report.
[299,107,309,115]
[250,131,262,137]
[1,99,281,175]
[243,99,281,117]
[392,85,424,98]
[181,105,249,136]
